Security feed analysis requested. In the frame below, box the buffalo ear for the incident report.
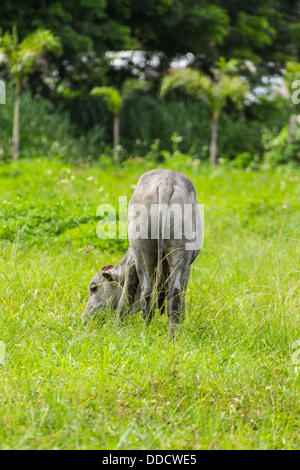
[100,264,117,282]
[102,270,115,282]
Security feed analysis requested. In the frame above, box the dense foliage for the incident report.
[2,1,300,71]
[0,1,300,163]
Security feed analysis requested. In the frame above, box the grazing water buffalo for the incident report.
[83,169,203,336]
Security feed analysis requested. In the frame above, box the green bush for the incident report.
[0,89,106,162]
[232,151,253,168]
[263,124,300,166]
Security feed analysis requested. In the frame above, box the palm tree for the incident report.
[0,27,61,160]
[90,79,151,165]
[160,59,250,165]
[0,80,5,104]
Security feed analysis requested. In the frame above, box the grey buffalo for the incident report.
[83,169,203,336]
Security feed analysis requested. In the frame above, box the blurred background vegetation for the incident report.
[0,0,300,167]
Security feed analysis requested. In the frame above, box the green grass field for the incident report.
[0,157,300,449]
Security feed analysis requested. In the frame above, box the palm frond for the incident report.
[216,74,250,104]
[160,68,211,100]
[10,29,61,77]
[90,86,122,115]
[3,29,61,77]
[0,31,17,61]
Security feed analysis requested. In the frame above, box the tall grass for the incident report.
[0,89,106,162]
[0,89,290,164]
[0,158,300,449]
[121,92,289,159]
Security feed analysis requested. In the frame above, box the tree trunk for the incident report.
[288,114,299,143]
[12,80,21,160]
[113,113,120,166]
[209,112,219,166]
